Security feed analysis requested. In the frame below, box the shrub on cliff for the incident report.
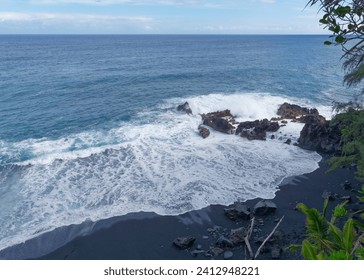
[328,107,364,180]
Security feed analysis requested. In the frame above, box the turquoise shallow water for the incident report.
[0,35,358,252]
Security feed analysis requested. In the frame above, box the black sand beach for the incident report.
[0,155,361,260]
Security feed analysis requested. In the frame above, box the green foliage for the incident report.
[296,199,364,260]
[307,0,364,93]
[358,186,364,205]
[327,108,364,181]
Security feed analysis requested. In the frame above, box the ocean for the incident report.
[0,35,358,255]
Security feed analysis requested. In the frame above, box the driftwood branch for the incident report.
[244,217,255,259]
[254,216,284,260]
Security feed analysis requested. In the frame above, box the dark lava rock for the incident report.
[239,130,267,141]
[198,125,210,139]
[297,114,326,124]
[344,180,352,190]
[210,247,224,257]
[229,227,247,245]
[216,236,234,248]
[322,190,336,201]
[201,110,235,134]
[224,202,251,220]
[236,119,279,141]
[177,102,192,114]
[271,245,282,259]
[269,230,284,243]
[173,236,196,249]
[277,102,319,119]
[191,250,204,257]
[298,116,342,154]
[253,200,277,216]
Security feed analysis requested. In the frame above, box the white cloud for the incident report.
[0,12,152,23]
[30,0,223,6]
[0,12,155,33]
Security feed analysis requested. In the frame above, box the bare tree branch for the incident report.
[254,216,284,260]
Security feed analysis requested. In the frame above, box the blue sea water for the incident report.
[0,35,359,253]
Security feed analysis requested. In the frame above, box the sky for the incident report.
[0,0,326,34]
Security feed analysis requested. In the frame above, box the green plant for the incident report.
[327,107,364,181]
[296,198,364,260]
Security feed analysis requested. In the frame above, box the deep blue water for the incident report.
[0,35,355,143]
[0,35,358,254]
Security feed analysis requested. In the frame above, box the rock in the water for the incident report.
[224,251,234,260]
[297,114,326,124]
[173,236,196,249]
[201,110,235,134]
[177,102,192,114]
[198,125,210,139]
[298,117,341,154]
[253,200,277,216]
[277,102,319,119]
[224,202,251,220]
[236,119,279,141]
[284,138,292,145]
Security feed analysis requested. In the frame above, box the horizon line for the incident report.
[0,33,331,36]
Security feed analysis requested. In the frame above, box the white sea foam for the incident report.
[0,92,328,252]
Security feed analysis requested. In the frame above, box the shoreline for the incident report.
[0,155,361,260]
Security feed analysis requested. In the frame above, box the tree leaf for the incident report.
[335,35,345,44]
[348,24,355,30]
[329,250,351,260]
[302,240,319,260]
[343,219,355,253]
[324,41,333,45]
[322,197,329,217]
[334,6,351,17]
[328,222,343,247]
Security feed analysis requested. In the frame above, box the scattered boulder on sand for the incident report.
[173,236,196,249]
[216,236,234,248]
[253,200,277,216]
[177,102,192,115]
[224,251,234,259]
[224,202,251,220]
[229,227,248,246]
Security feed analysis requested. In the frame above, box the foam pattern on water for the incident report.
[0,92,325,251]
